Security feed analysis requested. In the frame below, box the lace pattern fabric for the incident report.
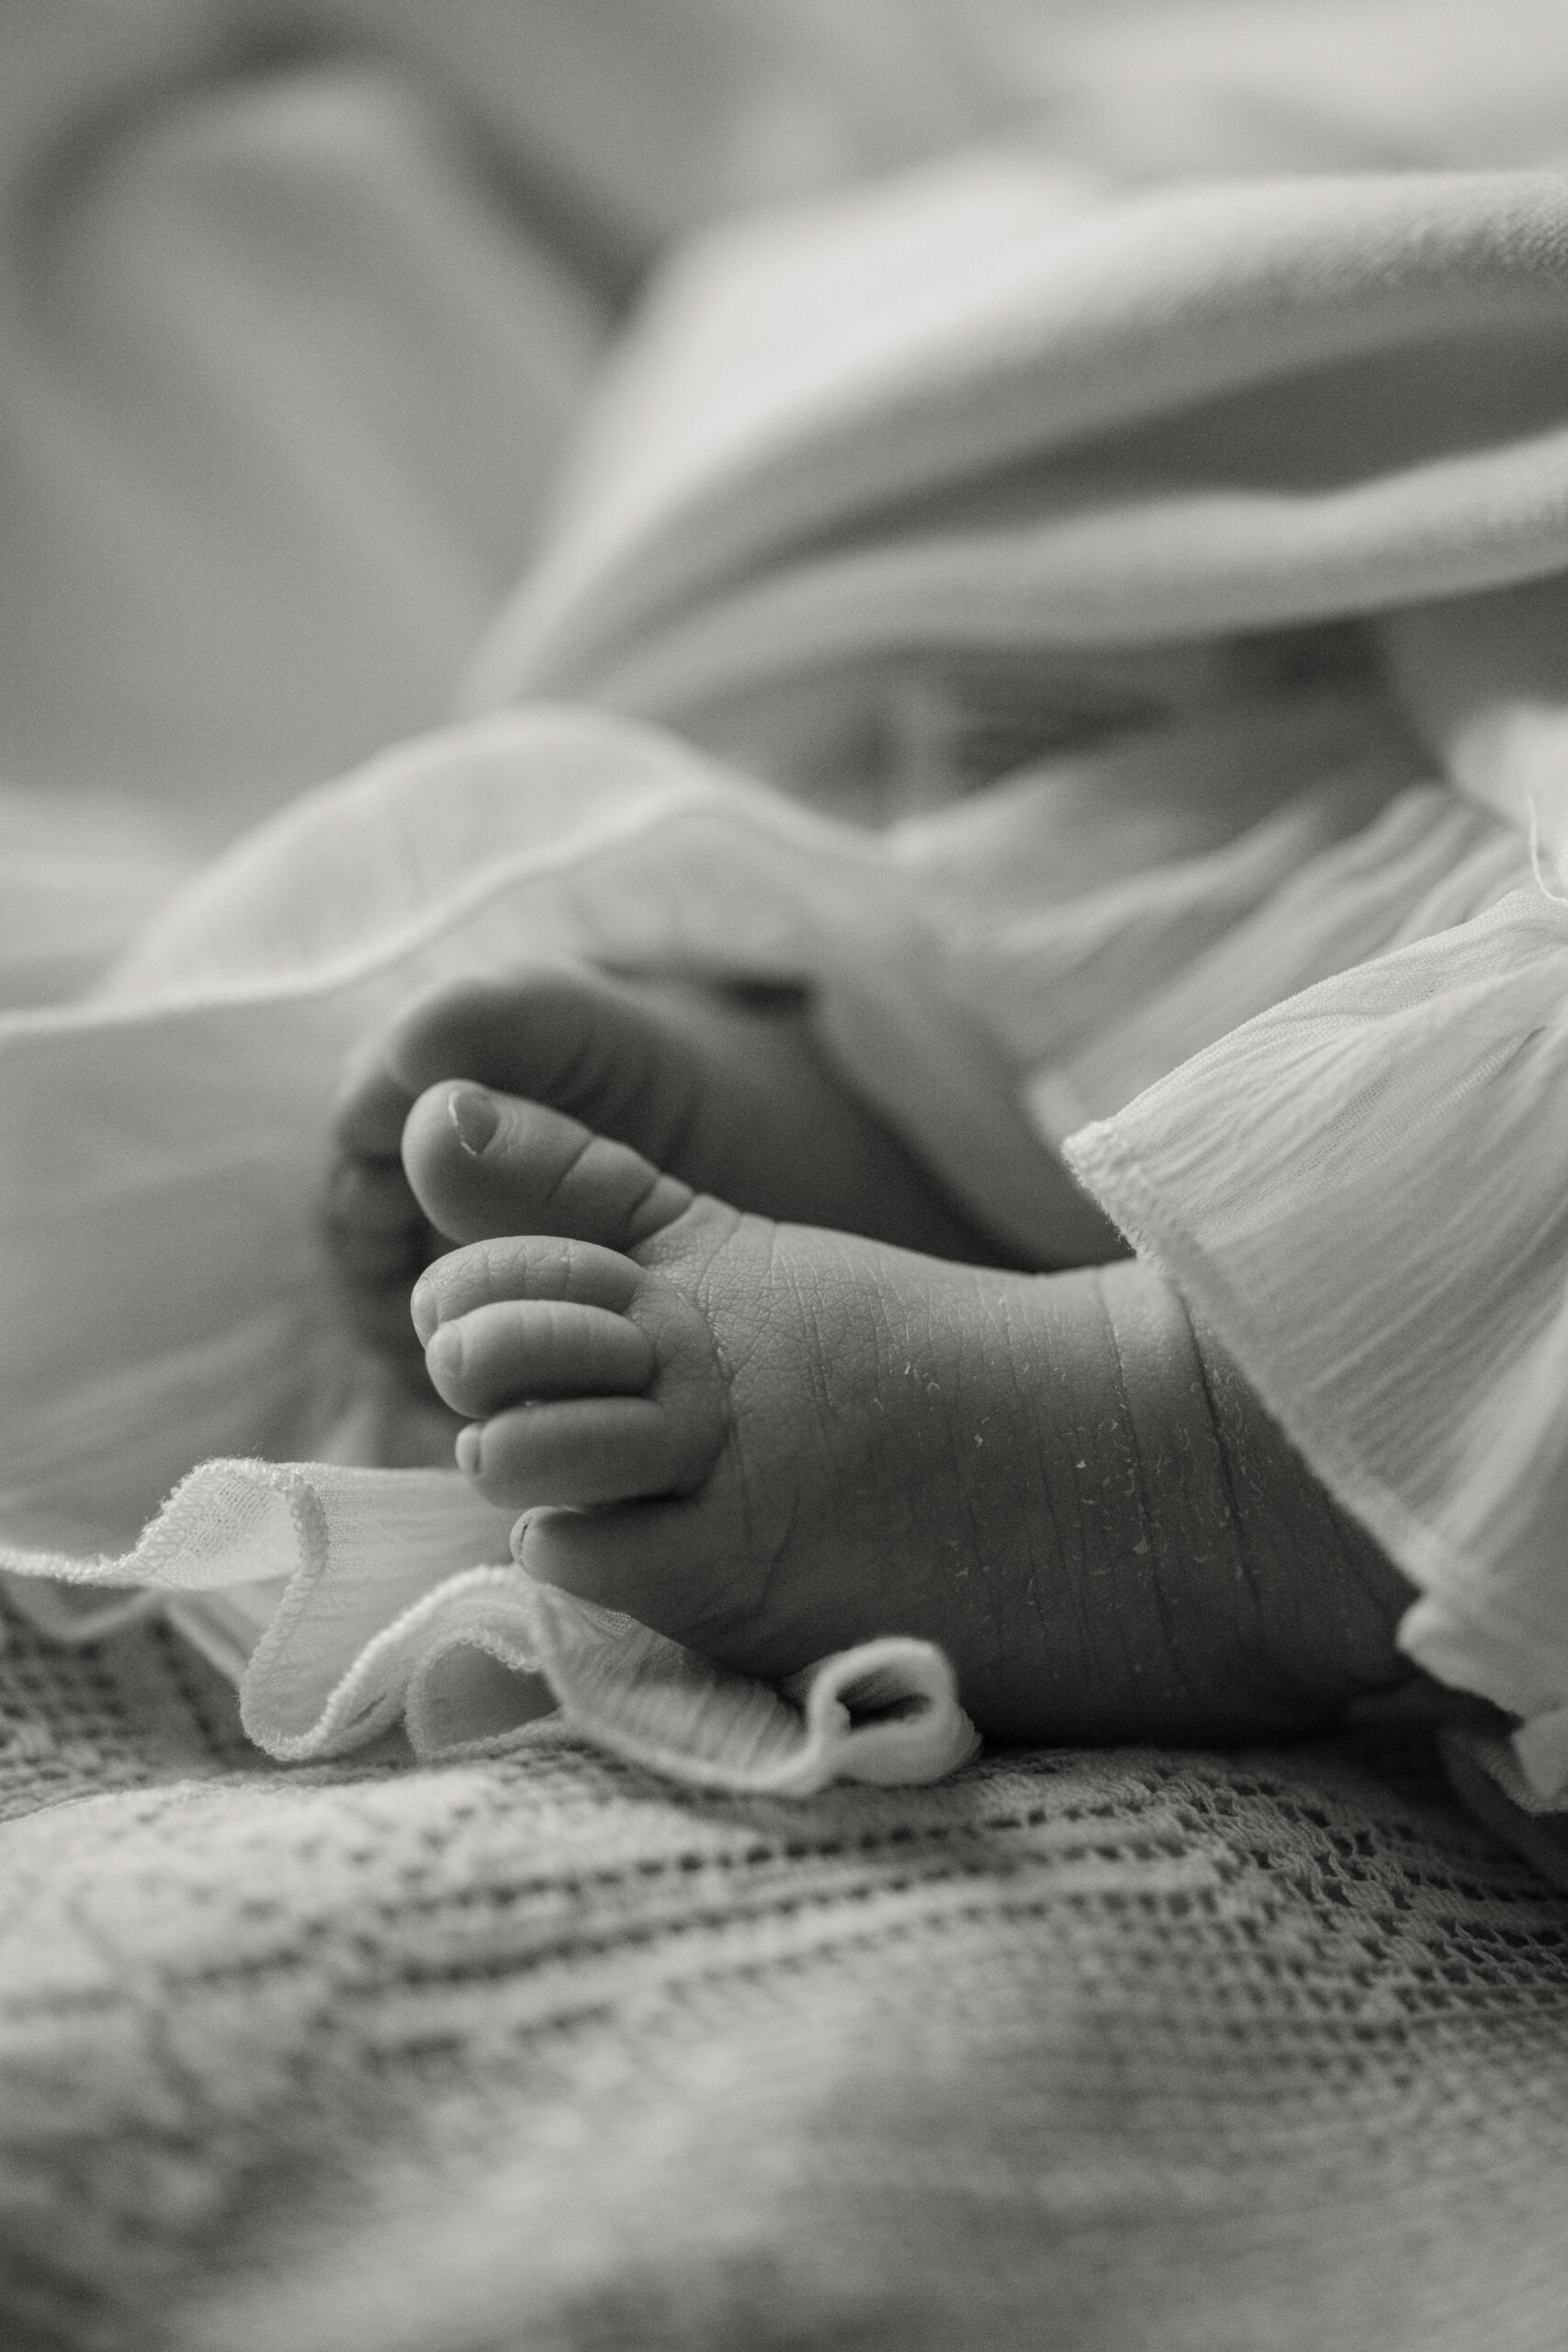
[3,1597,1566,2352]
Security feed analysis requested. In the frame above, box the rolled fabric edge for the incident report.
[0,1457,981,1797]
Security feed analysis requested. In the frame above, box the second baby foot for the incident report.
[402,1074,1413,1747]
[325,963,1087,1374]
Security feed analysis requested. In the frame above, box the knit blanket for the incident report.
[5,1597,1568,2352]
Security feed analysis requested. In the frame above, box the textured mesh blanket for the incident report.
[4,1592,1565,2352]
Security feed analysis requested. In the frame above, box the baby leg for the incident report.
[403,1075,1415,1747]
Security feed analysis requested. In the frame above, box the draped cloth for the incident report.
[6,6,1568,1825]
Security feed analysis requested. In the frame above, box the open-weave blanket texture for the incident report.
[3,1594,1566,2352]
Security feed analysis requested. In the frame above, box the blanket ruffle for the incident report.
[0,1456,978,1792]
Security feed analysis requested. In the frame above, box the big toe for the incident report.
[384,966,705,1162]
[401,1080,696,1251]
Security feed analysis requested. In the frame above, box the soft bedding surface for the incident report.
[4,1600,1568,2352]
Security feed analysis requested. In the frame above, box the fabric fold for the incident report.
[467,164,1568,730]
[0,1454,978,1792]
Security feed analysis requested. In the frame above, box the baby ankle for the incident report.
[1180,1295,1416,1713]
[1050,1261,1411,1737]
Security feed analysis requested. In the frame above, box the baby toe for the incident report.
[382,969,575,1096]
[381,965,683,1146]
[514,1500,748,1655]
[332,1041,421,1162]
[323,1155,431,1279]
[327,1153,423,1235]
[401,1080,694,1250]
[339,1276,430,1363]
[424,1298,655,1420]
[412,1234,644,1334]
[456,1396,694,1511]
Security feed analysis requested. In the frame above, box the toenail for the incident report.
[410,1274,438,1344]
[449,1086,499,1157]
[455,1423,482,1474]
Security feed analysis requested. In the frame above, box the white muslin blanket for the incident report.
[1,705,1055,1792]
[8,2,1568,1804]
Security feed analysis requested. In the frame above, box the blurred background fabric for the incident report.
[9,0,1568,850]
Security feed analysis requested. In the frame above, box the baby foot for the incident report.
[401,1074,1413,1747]
[325,962,1114,1374]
